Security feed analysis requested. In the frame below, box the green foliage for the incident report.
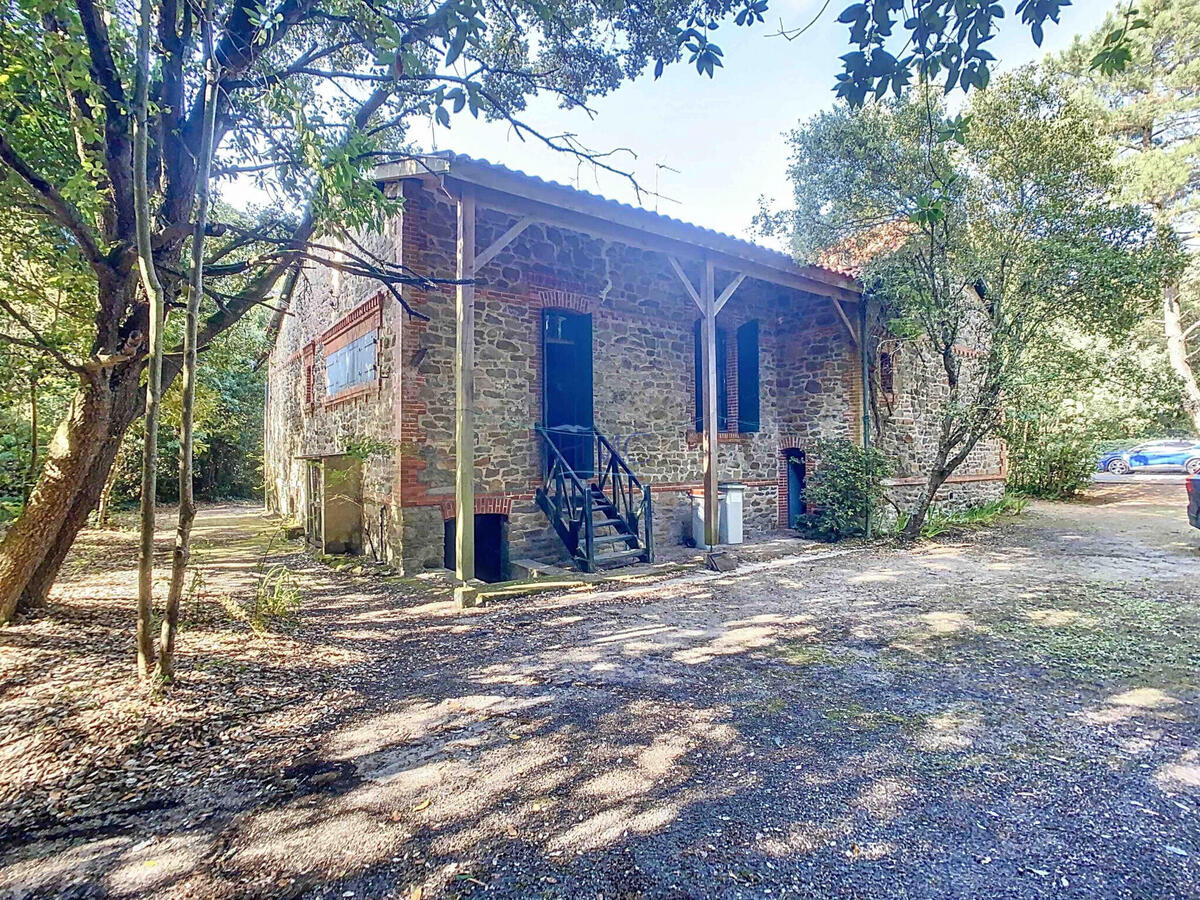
[1005,323,1192,498]
[827,1,1136,106]
[796,438,892,541]
[1060,0,1200,434]
[252,565,302,628]
[101,312,268,508]
[910,495,1028,539]
[1059,0,1200,226]
[766,67,1182,533]
[1006,430,1097,500]
[343,435,394,462]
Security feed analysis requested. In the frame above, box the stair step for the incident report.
[593,533,636,547]
[594,547,647,567]
[592,516,627,528]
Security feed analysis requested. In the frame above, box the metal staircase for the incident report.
[534,426,654,573]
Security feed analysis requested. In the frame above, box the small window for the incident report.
[326,330,377,397]
[879,351,895,395]
[693,321,728,432]
[736,321,760,433]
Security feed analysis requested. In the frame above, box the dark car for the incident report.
[1189,475,1200,529]
[1098,439,1200,476]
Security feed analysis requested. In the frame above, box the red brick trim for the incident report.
[475,494,515,516]
[321,293,383,349]
[685,430,750,447]
[427,494,535,518]
[302,343,315,410]
[323,382,378,408]
[282,346,307,367]
[884,472,1005,486]
[952,344,988,360]
[535,288,596,313]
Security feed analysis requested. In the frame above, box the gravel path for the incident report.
[2,485,1199,899]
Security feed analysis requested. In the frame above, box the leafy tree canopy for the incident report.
[763,67,1182,533]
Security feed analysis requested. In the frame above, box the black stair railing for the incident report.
[534,425,654,572]
[534,427,591,561]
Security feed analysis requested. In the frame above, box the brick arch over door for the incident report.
[439,495,515,519]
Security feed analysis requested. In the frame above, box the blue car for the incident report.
[1099,439,1200,476]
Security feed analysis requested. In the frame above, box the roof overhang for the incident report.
[372,155,861,304]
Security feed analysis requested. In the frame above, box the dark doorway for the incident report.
[542,309,594,475]
[306,460,322,547]
[443,514,510,583]
[785,450,806,527]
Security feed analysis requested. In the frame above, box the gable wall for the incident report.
[264,209,405,562]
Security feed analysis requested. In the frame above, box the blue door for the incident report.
[786,451,806,527]
[542,309,594,476]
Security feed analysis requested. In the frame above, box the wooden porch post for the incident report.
[455,188,478,607]
[701,258,720,548]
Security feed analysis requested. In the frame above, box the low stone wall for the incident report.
[881,476,1006,528]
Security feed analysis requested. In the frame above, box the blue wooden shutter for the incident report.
[737,320,759,433]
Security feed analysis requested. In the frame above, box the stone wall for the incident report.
[870,306,1007,516]
[264,209,405,563]
[265,174,1007,575]
[393,180,864,571]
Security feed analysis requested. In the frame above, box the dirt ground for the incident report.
[1,484,1199,899]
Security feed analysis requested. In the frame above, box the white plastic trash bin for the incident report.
[719,482,744,544]
[692,485,743,547]
[690,491,709,547]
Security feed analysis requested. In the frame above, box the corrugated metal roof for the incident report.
[374,151,859,298]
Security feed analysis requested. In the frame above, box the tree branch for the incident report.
[0,130,106,271]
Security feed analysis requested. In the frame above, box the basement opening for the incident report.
[443,514,511,584]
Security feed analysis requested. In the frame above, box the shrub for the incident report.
[796,438,893,541]
[1006,427,1097,499]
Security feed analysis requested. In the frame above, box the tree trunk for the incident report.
[0,375,110,622]
[97,454,119,529]
[901,443,951,540]
[24,372,38,504]
[18,365,147,610]
[133,0,165,681]
[1163,282,1200,434]
[160,12,218,682]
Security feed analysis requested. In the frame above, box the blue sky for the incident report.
[428,0,1114,242]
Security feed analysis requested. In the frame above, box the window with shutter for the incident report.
[324,329,378,398]
[879,351,895,395]
[736,320,759,433]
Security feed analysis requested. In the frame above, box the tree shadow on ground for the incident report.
[2,501,1199,898]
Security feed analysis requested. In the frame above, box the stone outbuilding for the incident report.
[264,153,1004,591]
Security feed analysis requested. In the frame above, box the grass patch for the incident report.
[986,589,1200,684]
[824,702,924,732]
[775,641,842,667]
[252,564,302,627]
[898,494,1028,539]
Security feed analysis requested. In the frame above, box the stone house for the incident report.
[264,153,1004,587]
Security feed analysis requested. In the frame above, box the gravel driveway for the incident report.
[2,484,1199,899]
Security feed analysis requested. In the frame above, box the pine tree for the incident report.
[1062,0,1200,431]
